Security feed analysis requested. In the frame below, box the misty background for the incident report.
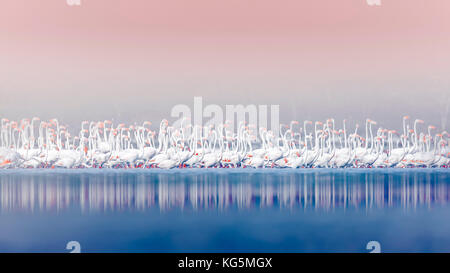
[0,0,449,132]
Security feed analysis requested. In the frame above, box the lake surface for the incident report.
[0,169,449,253]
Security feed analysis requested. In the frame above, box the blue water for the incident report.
[0,169,449,253]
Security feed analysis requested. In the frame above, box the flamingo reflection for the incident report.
[0,171,448,212]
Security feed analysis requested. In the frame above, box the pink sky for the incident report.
[1,0,449,129]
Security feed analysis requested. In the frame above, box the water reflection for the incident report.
[0,170,448,212]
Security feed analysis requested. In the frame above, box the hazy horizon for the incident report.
[1,0,449,131]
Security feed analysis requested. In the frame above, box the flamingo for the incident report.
[0,116,447,169]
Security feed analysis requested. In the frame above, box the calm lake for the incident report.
[0,169,449,253]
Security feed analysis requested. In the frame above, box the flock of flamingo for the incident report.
[0,116,449,169]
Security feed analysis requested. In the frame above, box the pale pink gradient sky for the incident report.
[0,0,449,129]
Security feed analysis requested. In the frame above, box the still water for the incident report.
[0,169,449,253]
